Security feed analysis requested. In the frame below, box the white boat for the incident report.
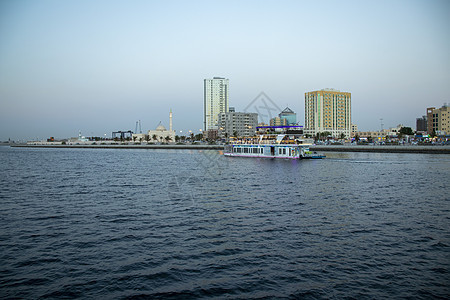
[223,135,325,159]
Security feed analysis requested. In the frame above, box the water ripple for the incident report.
[0,148,449,299]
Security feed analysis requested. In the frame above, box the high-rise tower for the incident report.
[204,77,229,131]
[305,88,351,138]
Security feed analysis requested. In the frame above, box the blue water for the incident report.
[0,146,449,299]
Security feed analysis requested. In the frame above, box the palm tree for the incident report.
[152,134,157,142]
[165,136,171,143]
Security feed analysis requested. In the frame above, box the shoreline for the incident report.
[8,143,450,154]
[9,144,224,150]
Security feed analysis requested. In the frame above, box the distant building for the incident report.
[279,107,297,125]
[305,88,351,138]
[145,110,176,143]
[204,77,229,131]
[351,124,358,134]
[270,117,287,126]
[205,129,218,141]
[354,124,406,140]
[229,107,235,112]
[353,130,386,140]
[416,116,427,132]
[218,112,258,138]
[427,105,449,135]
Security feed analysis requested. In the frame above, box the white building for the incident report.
[147,110,175,143]
[132,110,176,143]
[204,77,229,131]
[147,123,175,143]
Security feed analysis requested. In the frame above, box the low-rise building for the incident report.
[353,124,407,140]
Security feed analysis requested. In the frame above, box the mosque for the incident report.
[133,110,176,143]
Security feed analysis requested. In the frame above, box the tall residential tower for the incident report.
[204,77,229,131]
[305,88,351,138]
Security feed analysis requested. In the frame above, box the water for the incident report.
[0,146,449,299]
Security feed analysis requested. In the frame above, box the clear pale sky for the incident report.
[0,0,449,140]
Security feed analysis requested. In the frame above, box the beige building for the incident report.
[270,117,287,126]
[427,105,449,135]
[305,88,351,138]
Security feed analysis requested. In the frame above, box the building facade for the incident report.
[270,117,287,126]
[305,88,351,138]
[351,124,358,134]
[416,116,427,132]
[427,105,449,135]
[218,112,258,138]
[279,107,297,125]
[204,77,229,131]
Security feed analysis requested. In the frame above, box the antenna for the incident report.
[380,118,384,131]
[135,121,138,134]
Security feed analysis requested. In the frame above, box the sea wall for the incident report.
[10,144,224,150]
[9,143,450,154]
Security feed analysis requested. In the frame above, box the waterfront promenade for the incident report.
[9,143,450,154]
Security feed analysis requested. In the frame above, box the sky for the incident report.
[0,0,449,141]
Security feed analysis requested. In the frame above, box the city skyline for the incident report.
[1,0,449,141]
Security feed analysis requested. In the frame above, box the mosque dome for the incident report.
[156,123,166,131]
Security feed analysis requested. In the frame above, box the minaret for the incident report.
[169,109,173,132]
